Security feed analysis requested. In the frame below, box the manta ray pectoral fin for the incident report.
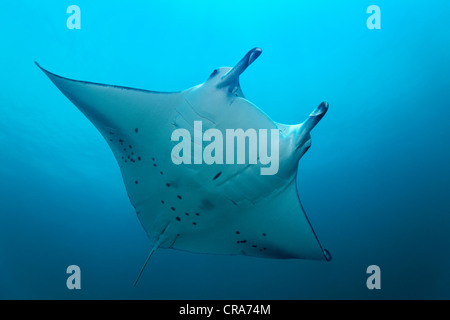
[170,180,331,261]
[35,61,185,137]
[36,62,191,208]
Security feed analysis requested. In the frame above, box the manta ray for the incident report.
[36,48,331,283]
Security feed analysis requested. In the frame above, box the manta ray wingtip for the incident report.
[323,248,332,262]
[34,61,48,73]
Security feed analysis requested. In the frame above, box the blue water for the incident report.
[1,1,449,299]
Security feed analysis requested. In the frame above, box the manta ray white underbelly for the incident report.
[36,48,331,271]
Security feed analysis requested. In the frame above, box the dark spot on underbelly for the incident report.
[200,199,214,211]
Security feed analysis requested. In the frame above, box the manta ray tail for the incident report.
[133,223,172,286]
[133,242,159,287]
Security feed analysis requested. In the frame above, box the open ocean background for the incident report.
[0,1,449,299]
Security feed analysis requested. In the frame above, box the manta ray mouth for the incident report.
[217,47,262,90]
